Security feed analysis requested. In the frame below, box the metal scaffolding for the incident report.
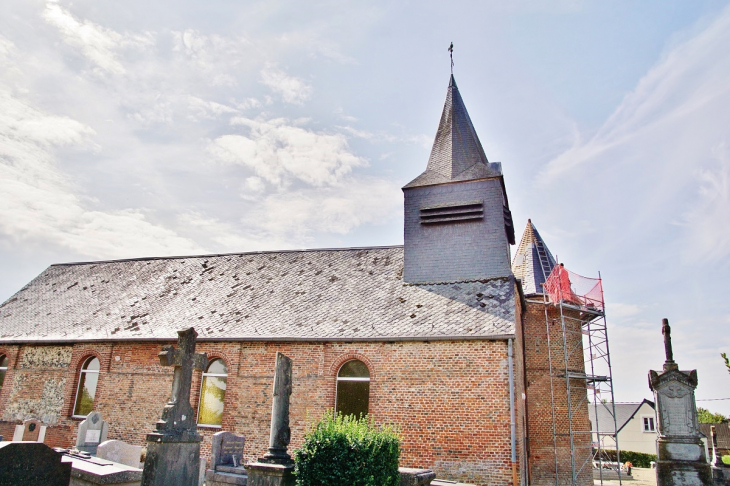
[541,265,622,486]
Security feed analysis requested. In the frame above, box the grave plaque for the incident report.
[97,439,144,468]
[205,431,247,486]
[22,418,42,442]
[0,441,72,486]
[76,411,109,454]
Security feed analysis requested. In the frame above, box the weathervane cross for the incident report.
[448,42,454,74]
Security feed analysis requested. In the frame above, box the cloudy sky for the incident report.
[2,0,730,414]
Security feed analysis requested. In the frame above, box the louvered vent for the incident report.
[420,200,484,224]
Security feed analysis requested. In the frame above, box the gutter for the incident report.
[509,338,518,486]
[0,333,518,345]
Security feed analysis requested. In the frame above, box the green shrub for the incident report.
[293,412,401,486]
[722,455,730,465]
[598,449,657,468]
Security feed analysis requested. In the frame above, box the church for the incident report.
[0,75,595,486]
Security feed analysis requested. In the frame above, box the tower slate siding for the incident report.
[404,179,512,284]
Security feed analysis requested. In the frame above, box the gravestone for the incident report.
[62,450,142,486]
[0,441,72,485]
[205,431,247,486]
[141,327,208,486]
[97,440,143,469]
[649,318,713,486]
[76,411,109,455]
[247,352,295,486]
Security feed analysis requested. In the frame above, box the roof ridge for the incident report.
[51,245,405,267]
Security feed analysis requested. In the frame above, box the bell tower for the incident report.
[403,75,515,284]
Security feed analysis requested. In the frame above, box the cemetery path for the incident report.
[594,467,656,486]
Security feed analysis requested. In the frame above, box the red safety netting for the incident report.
[543,264,603,311]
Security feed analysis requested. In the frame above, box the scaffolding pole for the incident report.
[542,266,622,485]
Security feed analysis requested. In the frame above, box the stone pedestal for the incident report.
[246,462,295,486]
[649,319,714,486]
[141,436,201,486]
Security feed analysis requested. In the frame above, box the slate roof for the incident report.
[589,400,655,434]
[512,220,556,295]
[0,246,516,343]
[699,423,730,450]
[404,75,503,189]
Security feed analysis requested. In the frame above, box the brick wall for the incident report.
[403,178,512,284]
[0,339,521,486]
[522,299,592,486]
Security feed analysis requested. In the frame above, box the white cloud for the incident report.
[245,177,402,239]
[260,65,312,104]
[171,29,250,87]
[42,3,153,76]
[209,117,365,187]
[0,90,202,259]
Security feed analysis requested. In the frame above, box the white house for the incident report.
[589,399,658,455]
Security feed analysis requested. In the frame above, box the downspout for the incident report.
[509,338,518,485]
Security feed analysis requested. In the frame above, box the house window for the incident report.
[643,416,656,433]
[198,358,227,427]
[73,357,100,417]
[336,360,370,418]
[0,355,8,392]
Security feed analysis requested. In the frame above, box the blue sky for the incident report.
[1,0,730,414]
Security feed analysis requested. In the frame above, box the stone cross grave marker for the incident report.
[22,418,42,442]
[76,411,109,454]
[211,431,245,471]
[142,327,208,486]
[155,327,208,436]
[97,439,143,469]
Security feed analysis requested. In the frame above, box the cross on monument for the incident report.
[156,327,208,435]
[662,318,678,371]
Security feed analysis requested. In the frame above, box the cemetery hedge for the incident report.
[293,412,401,486]
[599,449,657,468]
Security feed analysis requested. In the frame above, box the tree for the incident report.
[723,353,730,374]
[697,407,728,423]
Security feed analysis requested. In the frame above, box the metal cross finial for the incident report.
[448,42,454,74]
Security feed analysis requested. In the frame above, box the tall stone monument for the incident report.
[649,318,713,486]
[141,327,208,486]
[247,352,295,486]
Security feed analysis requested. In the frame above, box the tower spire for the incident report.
[403,75,501,189]
[512,220,557,295]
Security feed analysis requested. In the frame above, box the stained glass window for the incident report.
[73,357,100,417]
[198,358,227,426]
[336,360,370,418]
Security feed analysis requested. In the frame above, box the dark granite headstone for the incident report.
[212,431,245,469]
[0,442,71,486]
[206,431,247,486]
[22,418,42,442]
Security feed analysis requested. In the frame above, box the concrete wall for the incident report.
[0,339,520,486]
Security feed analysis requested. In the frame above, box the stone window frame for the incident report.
[196,356,229,428]
[71,355,101,419]
[641,415,656,433]
[334,358,371,418]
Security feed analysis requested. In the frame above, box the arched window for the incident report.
[336,360,370,418]
[0,355,8,393]
[73,357,100,417]
[198,358,227,427]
